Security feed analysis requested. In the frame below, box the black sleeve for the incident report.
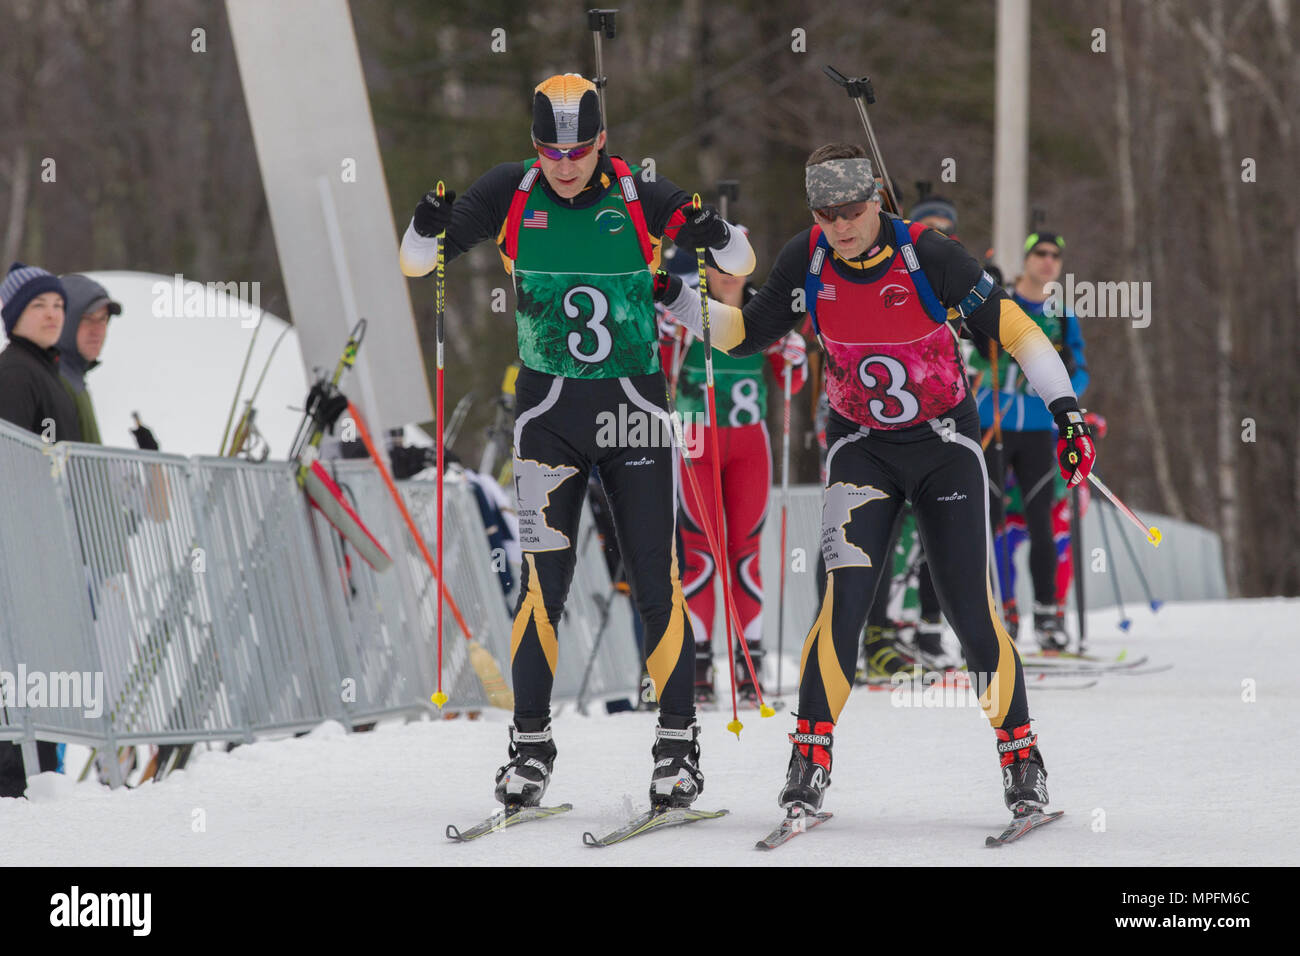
[636,172,692,239]
[913,225,1008,353]
[440,162,526,264]
[0,369,40,435]
[730,229,813,357]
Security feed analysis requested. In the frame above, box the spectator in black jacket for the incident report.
[0,262,81,443]
[57,273,120,445]
[0,261,76,798]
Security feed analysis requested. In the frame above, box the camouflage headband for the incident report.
[805,158,879,209]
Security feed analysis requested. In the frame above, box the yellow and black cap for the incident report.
[532,74,603,146]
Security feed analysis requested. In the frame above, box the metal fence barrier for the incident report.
[0,418,637,787]
[3,413,1223,787]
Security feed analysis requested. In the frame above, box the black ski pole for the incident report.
[575,555,625,716]
[1105,490,1164,612]
[1071,484,1087,652]
[587,9,618,139]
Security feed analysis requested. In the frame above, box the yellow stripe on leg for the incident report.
[645,544,688,702]
[978,576,1020,725]
[799,574,852,722]
[510,553,559,676]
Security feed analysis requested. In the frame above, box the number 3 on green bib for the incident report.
[564,285,611,364]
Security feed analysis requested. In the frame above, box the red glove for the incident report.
[766,332,808,393]
[1083,410,1108,440]
[1054,408,1096,488]
[766,331,807,367]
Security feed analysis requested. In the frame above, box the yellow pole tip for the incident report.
[727,719,744,737]
[436,180,446,198]
[1149,527,1162,547]
[692,192,702,209]
[759,704,776,718]
[431,691,449,708]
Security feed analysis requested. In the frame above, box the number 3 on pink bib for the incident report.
[857,354,919,425]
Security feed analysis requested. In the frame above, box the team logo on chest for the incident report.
[880,283,910,308]
[594,207,627,235]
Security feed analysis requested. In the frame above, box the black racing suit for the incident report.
[730,216,1079,731]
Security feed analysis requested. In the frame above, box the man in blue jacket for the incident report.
[970,232,1088,650]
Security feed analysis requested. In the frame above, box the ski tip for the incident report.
[759,704,776,718]
[445,824,462,841]
[582,831,603,848]
[431,690,449,708]
[727,719,744,738]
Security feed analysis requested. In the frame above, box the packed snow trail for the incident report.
[6,599,1295,866]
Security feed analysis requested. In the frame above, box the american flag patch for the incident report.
[523,210,548,229]
[817,284,837,301]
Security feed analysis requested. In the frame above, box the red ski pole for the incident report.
[1087,472,1162,548]
[432,180,449,707]
[693,194,743,737]
[776,357,792,698]
[673,426,772,714]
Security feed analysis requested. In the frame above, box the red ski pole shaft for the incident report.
[433,180,448,706]
[692,194,759,735]
[776,358,792,697]
[1087,472,1162,548]
[675,430,769,714]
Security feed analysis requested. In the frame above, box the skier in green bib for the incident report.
[399,73,755,811]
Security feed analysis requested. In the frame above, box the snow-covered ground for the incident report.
[7,598,1296,866]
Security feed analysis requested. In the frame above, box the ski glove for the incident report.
[671,203,729,251]
[413,188,456,238]
[1053,405,1096,488]
[653,269,683,305]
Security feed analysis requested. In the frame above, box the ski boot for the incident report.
[1002,598,1021,638]
[856,624,914,684]
[694,644,716,708]
[493,718,557,809]
[1033,603,1068,652]
[649,715,703,809]
[779,718,834,811]
[735,642,765,705]
[912,618,958,670]
[996,722,1049,812]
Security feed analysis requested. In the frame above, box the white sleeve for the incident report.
[399,220,440,278]
[710,221,756,277]
[663,283,745,353]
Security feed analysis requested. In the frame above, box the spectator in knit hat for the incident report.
[0,261,81,443]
